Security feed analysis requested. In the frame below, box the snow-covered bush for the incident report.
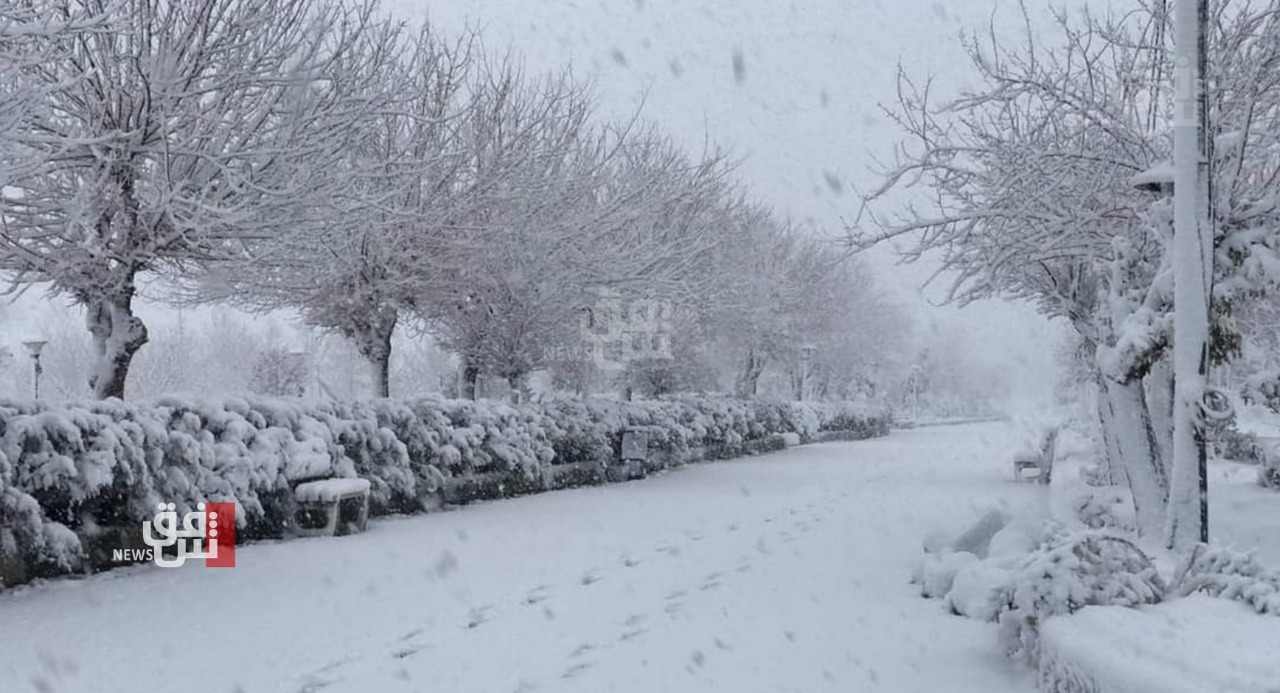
[1070,490,1132,531]
[1212,425,1264,464]
[0,394,890,588]
[1258,444,1280,490]
[1077,460,1114,488]
[1171,544,1280,616]
[999,530,1164,664]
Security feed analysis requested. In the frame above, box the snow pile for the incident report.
[0,394,890,588]
[293,478,372,503]
[1037,596,1280,693]
[914,550,980,598]
[1171,543,1280,616]
[912,508,1019,612]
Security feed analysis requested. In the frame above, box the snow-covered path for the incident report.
[0,423,1043,693]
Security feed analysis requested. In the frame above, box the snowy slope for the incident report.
[0,423,1042,693]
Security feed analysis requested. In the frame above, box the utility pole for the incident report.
[1168,0,1212,549]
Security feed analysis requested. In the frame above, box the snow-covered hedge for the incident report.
[998,530,1165,664]
[1171,544,1280,616]
[0,395,889,587]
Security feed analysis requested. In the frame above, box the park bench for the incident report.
[291,478,371,537]
[1013,427,1059,484]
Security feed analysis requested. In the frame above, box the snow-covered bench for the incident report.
[292,478,371,537]
[1013,427,1058,483]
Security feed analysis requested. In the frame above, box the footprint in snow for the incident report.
[391,646,422,660]
[620,555,641,568]
[523,586,551,605]
[701,571,725,591]
[580,570,604,586]
[466,605,495,629]
[296,676,333,693]
[561,661,595,679]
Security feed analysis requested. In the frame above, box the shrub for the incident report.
[0,394,889,588]
[998,529,1164,665]
[1212,426,1263,463]
[1171,544,1280,616]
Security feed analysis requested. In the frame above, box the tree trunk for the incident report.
[369,348,391,399]
[1146,357,1175,482]
[1095,381,1123,486]
[86,289,148,400]
[736,349,764,397]
[506,373,528,404]
[459,357,480,400]
[1100,377,1170,538]
[353,311,396,398]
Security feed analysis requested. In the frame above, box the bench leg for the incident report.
[324,502,339,536]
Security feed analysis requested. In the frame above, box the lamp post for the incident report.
[1130,0,1213,549]
[22,340,47,400]
[1167,0,1213,549]
[908,365,921,422]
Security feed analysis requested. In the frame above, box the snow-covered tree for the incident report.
[0,0,396,398]
[420,60,734,400]
[0,2,115,187]
[856,3,1280,538]
[196,22,471,397]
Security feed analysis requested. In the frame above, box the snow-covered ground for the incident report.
[1,423,1046,692]
[1210,458,1280,565]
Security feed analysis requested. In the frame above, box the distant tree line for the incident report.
[0,0,909,403]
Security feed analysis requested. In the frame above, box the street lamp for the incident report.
[1130,3,1214,548]
[1166,0,1213,549]
[22,340,47,400]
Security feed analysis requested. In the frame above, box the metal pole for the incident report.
[32,353,41,400]
[1168,0,1212,549]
